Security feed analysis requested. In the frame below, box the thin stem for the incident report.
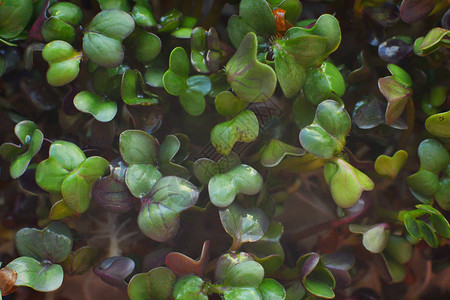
[399,99,415,148]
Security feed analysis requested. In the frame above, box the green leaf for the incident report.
[223,288,262,300]
[121,69,159,105]
[49,140,86,171]
[260,139,305,167]
[407,169,439,202]
[36,158,70,193]
[75,156,110,185]
[125,164,162,198]
[42,2,83,43]
[193,153,241,186]
[168,47,190,77]
[215,91,248,117]
[49,199,75,220]
[83,9,135,67]
[0,0,33,39]
[403,212,421,239]
[273,35,328,68]
[98,0,131,11]
[291,14,341,56]
[219,203,269,248]
[259,278,286,300]
[378,76,413,126]
[128,267,176,300]
[324,158,374,208]
[138,177,199,242]
[172,275,208,300]
[179,89,206,116]
[209,164,263,207]
[132,3,157,27]
[387,64,412,88]
[303,61,345,105]
[303,270,335,299]
[417,139,449,174]
[129,29,161,64]
[223,261,265,288]
[227,15,256,49]
[362,224,390,253]
[73,91,117,122]
[239,0,276,37]
[14,120,38,145]
[157,135,190,178]
[374,150,408,179]
[158,9,183,33]
[211,110,259,155]
[226,32,277,103]
[384,235,412,264]
[10,129,43,179]
[380,252,406,283]
[429,213,450,238]
[119,130,159,165]
[414,27,450,56]
[7,257,63,292]
[299,100,351,159]
[61,172,91,213]
[436,178,450,211]
[61,246,98,275]
[42,40,82,87]
[15,222,73,263]
[417,220,438,248]
[273,51,306,98]
[425,111,450,138]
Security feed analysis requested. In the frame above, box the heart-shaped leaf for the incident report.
[374,150,408,179]
[0,0,33,39]
[61,246,98,275]
[209,164,263,207]
[92,175,137,212]
[15,222,73,263]
[93,256,135,290]
[165,241,210,277]
[128,267,176,300]
[119,130,159,165]
[226,32,276,103]
[215,91,248,117]
[83,9,135,67]
[407,169,439,203]
[41,2,83,43]
[121,69,159,105]
[211,110,259,155]
[193,152,241,186]
[138,176,199,242]
[132,1,157,27]
[0,120,43,179]
[324,158,374,208]
[42,40,82,87]
[273,34,327,68]
[172,275,208,300]
[163,47,189,95]
[219,203,269,249]
[303,61,345,105]
[49,199,76,220]
[260,139,305,167]
[425,110,450,138]
[7,257,63,292]
[73,91,118,122]
[299,100,351,159]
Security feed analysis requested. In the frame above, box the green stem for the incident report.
[205,282,225,295]
[228,238,241,252]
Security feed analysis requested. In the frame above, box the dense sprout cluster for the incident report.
[0,0,449,299]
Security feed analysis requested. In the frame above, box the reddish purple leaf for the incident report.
[165,240,210,277]
[400,0,435,24]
